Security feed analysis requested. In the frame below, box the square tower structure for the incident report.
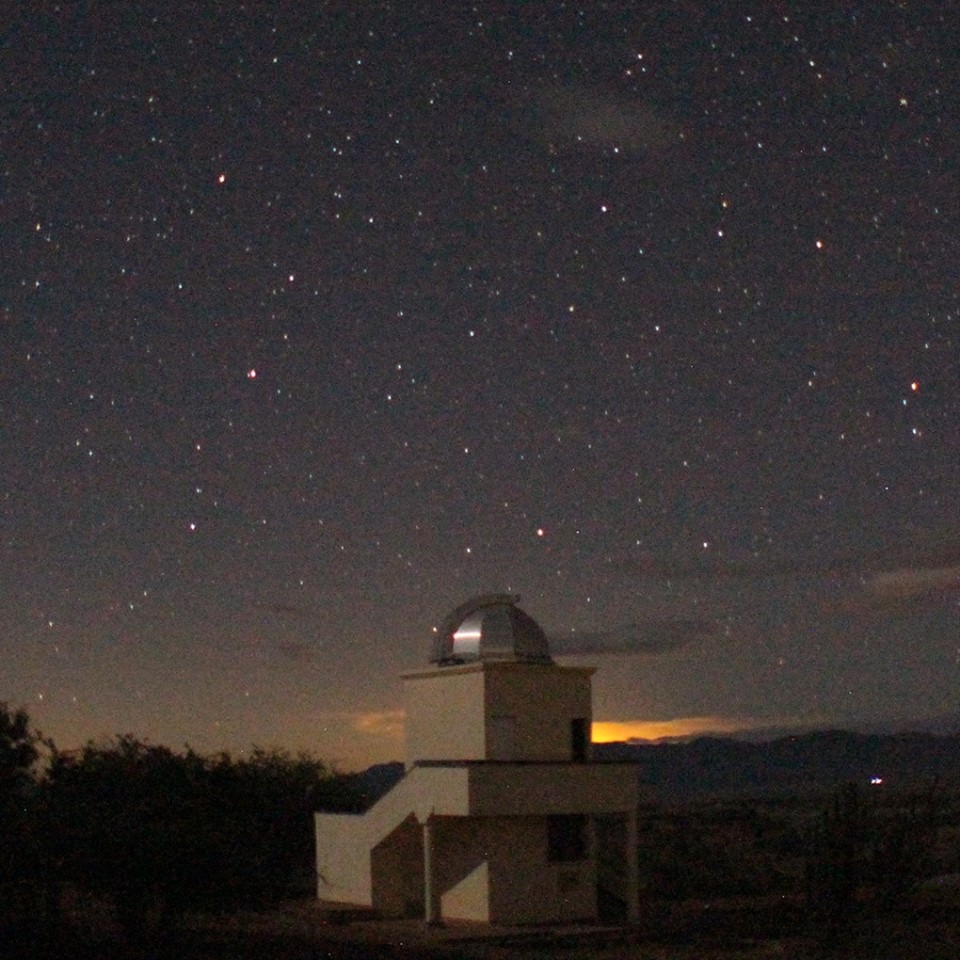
[315,594,640,925]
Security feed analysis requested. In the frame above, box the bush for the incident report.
[638,805,796,899]
[41,737,356,937]
[805,781,942,922]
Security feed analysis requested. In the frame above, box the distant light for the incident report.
[217,173,226,184]
[911,381,919,391]
[537,528,545,537]
[247,368,257,379]
[871,776,883,785]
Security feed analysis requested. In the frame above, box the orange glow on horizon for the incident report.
[348,712,760,745]
[591,716,753,742]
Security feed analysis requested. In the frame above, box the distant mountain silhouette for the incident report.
[344,761,405,808]
[593,729,960,800]
[865,711,960,737]
[354,726,960,806]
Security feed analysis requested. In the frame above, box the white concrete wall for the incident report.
[316,769,620,923]
[320,656,636,925]
[442,860,489,922]
[403,661,595,765]
[370,814,423,917]
[403,666,486,765]
[485,816,596,924]
[484,663,593,761]
[315,810,374,905]
[434,816,489,922]
[430,815,596,924]
[315,766,471,907]
[467,762,638,816]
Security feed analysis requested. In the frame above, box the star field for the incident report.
[2,3,958,768]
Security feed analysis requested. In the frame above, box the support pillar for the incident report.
[422,815,443,926]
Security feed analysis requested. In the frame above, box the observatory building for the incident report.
[314,594,640,925]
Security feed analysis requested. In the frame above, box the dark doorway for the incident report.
[570,717,588,762]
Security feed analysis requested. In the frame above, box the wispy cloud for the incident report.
[252,602,324,619]
[351,710,405,740]
[615,553,814,580]
[616,533,960,583]
[831,565,960,616]
[550,619,724,656]
[545,85,677,152]
[510,83,681,155]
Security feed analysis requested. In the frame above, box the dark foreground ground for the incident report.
[7,888,960,960]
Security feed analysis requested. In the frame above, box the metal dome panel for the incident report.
[431,594,553,665]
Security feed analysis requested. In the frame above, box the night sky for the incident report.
[3,2,958,770]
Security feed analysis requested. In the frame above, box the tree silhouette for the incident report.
[42,736,356,938]
[0,703,43,937]
[0,702,39,794]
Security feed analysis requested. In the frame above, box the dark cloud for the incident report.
[550,619,724,656]
[604,532,960,633]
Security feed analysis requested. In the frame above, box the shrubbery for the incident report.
[0,703,360,942]
[635,784,946,916]
[805,781,942,921]
[637,803,804,899]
